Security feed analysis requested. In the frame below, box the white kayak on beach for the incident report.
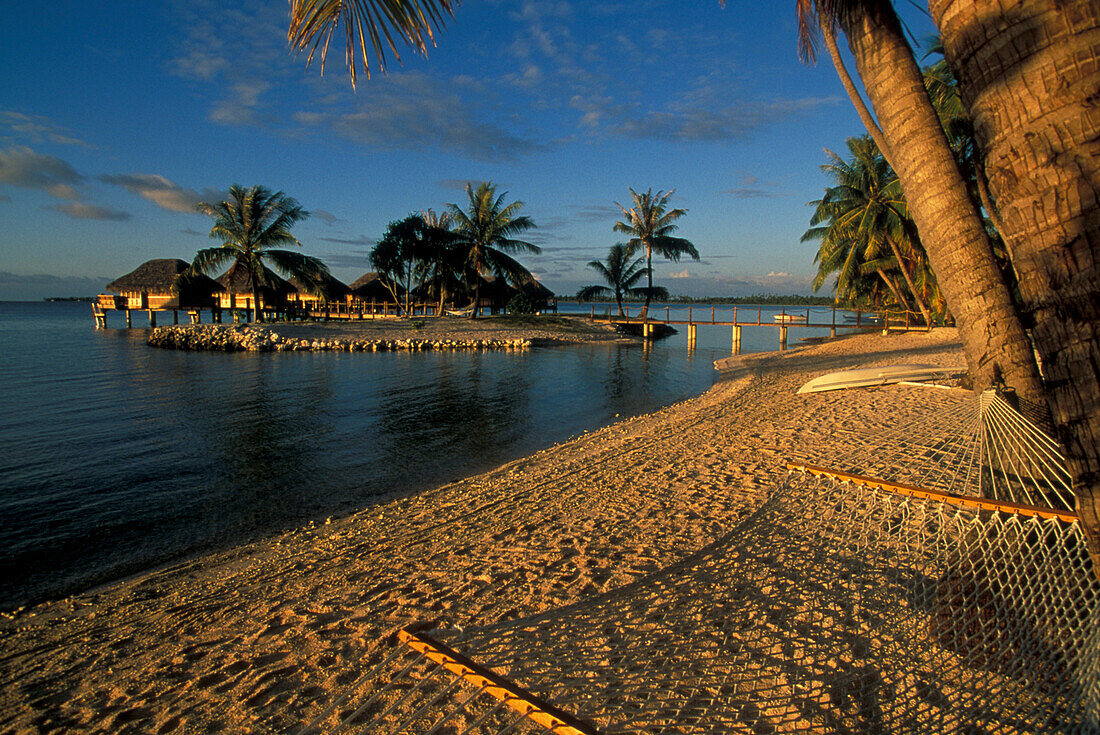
[797,364,965,394]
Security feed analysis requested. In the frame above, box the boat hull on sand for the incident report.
[797,364,965,394]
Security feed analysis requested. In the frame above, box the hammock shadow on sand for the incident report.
[301,389,1099,735]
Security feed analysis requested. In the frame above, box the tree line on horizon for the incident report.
[283,0,1100,569]
[185,182,705,322]
[185,180,542,321]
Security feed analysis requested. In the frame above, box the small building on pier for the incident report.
[349,272,403,305]
[514,278,555,312]
[288,272,352,308]
[99,258,223,311]
[215,262,297,313]
[475,275,514,315]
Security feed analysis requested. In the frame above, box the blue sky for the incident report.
[0,0,937,300]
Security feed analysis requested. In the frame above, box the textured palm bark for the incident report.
[820,16,893,162]
[931,0,1100,575]
[837,8,1045,407]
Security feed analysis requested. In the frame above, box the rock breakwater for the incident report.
[147,324,533,352]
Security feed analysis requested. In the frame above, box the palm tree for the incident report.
[804,136,934,325]
[613,188,698,320]
[290,0,1100,579]
[447,182,540,318]
[417,209,464,315]
[929,0,1100,570]
[191,185,326,322]
[287,0,456,88]
[793,1,1044,406]
[578,244,655,316]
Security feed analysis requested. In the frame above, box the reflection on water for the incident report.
[1,302,861,607]
[2,303,739,607]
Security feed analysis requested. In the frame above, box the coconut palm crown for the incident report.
[804,136,934,325]
[190,184,327,321]
[447,181,540,318]
[288,0,457,88]
[578,243,658,317]
[613,188,698,319]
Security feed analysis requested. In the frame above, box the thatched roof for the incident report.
[106,259,222,295]
[288,272,350,300]
[477,275,514,300]
[350,272,404,299]
[216,262,297,295]
[516,278,554,299]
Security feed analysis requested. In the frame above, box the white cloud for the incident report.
[0,110,92,147]
[302,73,544,162]
[0,146,83,199]
[47,202,131,221]
[99,173,218,213]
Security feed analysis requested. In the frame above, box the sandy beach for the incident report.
[0,328,968,733]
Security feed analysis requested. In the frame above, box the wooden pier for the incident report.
[587,304,927,352]
[91,300,424,328]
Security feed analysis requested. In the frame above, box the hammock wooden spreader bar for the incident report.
[789,463,1079,523]
[396,629,601,735]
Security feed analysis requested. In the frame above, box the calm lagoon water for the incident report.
[0,301,842,608]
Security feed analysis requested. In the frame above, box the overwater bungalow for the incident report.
[476,275,514,315]
[349,272,404,304]
[99,258,223,311]
[473,276,556,314]
[215,262,297,314]
[288,273,352,308]
[515,278,555,312]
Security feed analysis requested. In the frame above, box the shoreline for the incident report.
[0,328,966,733]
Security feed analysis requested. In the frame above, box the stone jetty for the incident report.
[148,324,533,352]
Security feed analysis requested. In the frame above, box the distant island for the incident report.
[667,294,836,306]
[44,297,95,302]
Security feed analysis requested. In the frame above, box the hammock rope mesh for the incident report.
[302,389,1099,734]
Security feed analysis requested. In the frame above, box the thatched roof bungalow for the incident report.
[514,278,555,310]
[288,272,352,305]
[215,262,297,310]
[101,258,223,310]
[474,275,514,314]
[349,272,403,303]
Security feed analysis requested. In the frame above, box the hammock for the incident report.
[301,389,1099,734]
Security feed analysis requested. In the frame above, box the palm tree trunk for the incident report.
[835,4,1045,406]
[931,0,1100,576]
[642,243,653,320]
[887,237,932,327]
[251,285,263,322]
[876,268,909,311]
[470,281,480,319]
[819,11,893,164]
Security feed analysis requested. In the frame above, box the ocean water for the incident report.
[0,301,844,608]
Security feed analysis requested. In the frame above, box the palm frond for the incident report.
[188,247,238,276]
[288,0,457,88]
